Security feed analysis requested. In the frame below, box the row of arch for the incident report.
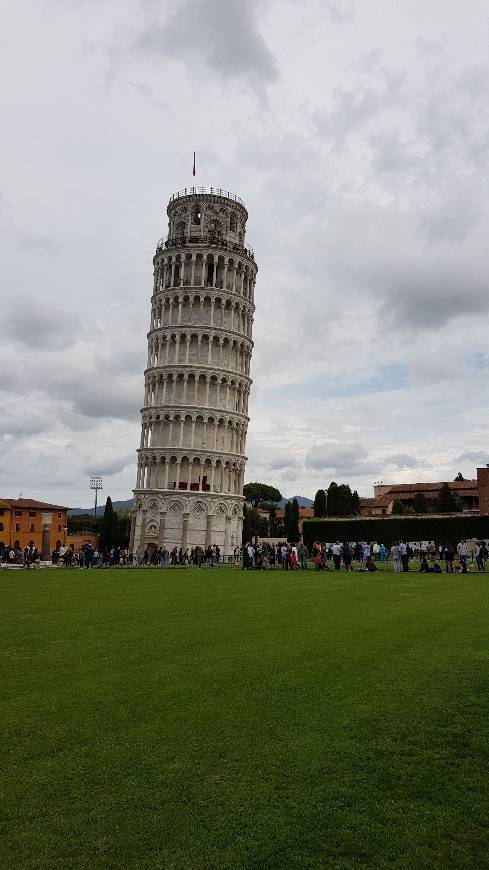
[140,413,247,454]
[144,373,249,415]
[153,253,256,301]
[147,333,251,375]
[149,295,253,336]
[136,455,245,495]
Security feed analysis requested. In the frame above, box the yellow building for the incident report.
[0,498,69,553]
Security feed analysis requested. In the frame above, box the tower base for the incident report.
[130,491,244,558]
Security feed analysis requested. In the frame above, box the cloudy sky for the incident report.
[2,0,489,506]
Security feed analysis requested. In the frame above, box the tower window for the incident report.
[192,207,201,224]
[230,212,237,232]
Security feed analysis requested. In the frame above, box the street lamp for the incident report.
[89,475,103,518]
[324,488,328,518]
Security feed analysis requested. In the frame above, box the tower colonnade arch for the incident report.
[149,291,254,338]
[152,249,257,304]
[143,370,250,416]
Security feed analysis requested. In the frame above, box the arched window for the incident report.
[230,212,237,233]
[192,206,201,225]
[176,220,185,238]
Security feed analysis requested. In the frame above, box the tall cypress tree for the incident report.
[335,484,353,516]
[288,498,300,543]
[100,496,115,551]
[327,481,338,516]
[284,501,292,537]
[313,489,327,518]
[351,490,361,515]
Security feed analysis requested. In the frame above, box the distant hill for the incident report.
[68,498,134,516]
[277,495,314,509]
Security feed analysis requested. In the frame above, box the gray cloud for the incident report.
[455,452,489,467]
[81,453,134,476]
[306,442,369,473]
[132,0,278,97]
[383,454,420,469]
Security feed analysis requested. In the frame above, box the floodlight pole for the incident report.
[324,488,328,518]
[89,476,103,519]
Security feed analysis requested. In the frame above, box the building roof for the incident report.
[4,498,69,511]
[382,480,477,497]
[372,494,398,507]
[0,499,12,509]
[275,507,314,519]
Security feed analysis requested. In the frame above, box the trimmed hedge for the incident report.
[303,515,489,548]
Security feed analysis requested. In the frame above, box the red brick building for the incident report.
[360,469,489,516]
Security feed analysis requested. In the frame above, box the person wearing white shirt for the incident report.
[398,541,409,572]
[332,542,341,571]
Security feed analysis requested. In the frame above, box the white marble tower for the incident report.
[130,187,257,557]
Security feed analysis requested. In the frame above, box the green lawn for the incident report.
[2,566,489,869]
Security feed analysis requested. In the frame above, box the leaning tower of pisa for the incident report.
[129,187,257,558]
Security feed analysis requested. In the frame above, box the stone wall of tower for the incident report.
[130,189,257,558]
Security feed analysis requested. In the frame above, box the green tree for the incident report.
[436,482,459,513]
[391,498,405,515]
[268,505,278,536]
[100,496,119,551]
[327,481,338,516]
[243,482,282,508]
[242,505,268,543]
[284,501,292,537]
[335,484,353,516]
[116,511,131,548]
[313,489,327,518]
[351,490,361,515]
[67,513,100,535]
[413,492,430,514]
[288,498,300,543]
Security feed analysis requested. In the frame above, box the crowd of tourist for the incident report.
[1,538,487,572]
[241,539,489,573]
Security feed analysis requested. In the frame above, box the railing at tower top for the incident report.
[155,234,255,261]
[169,187,245,206]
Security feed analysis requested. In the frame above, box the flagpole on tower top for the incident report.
[192,151,196,178]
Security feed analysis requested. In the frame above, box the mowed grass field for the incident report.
[2,567,489,870]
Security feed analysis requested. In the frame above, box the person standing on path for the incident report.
[445,542,455,573]
[332,542,342,571]
[399,541,409,573]
[298,543,308,570]
[390,542,401,572]
[457,538,468,573]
